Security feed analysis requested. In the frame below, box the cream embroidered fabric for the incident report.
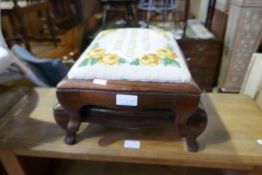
[68,28,191,83]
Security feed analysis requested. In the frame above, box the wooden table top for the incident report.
[0,88,262,170]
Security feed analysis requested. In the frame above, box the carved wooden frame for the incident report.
[54,78,207,152]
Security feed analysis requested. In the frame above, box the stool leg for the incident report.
[65,112,81,145]
[53,103,81,145]
[65,132,76,145]
[186,136,199,152]
[185,107,208,152]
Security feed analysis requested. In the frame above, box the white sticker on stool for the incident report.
[124,140,141,149]
[256,139,262,145]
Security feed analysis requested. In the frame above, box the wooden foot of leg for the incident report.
[53,103,81,145]
[64,116,81,145]
[186,136,199,152]
[64,132,76,145]
[185,107,208,152]
[0,150,26,175]
[53,104,69,130]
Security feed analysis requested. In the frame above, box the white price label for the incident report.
[256,139,262,145]
[93,79,107,85]
[124,140,141,149]
[116,94,138,106]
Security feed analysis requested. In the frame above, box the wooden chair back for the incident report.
[1,2,57,51]
[240,53,262,108]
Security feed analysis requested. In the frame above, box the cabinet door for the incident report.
[189,67,217,91]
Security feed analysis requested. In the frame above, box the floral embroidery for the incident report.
[156,49,176,59]
[131,48,180,67]
[79,48,126,67]
[157,48,180,67]
[99,29,117,37]
[152,28,168,37]
[79,48,180,67]
[139,54,159,66]
[88,48,105,58]
[100,54,126,65]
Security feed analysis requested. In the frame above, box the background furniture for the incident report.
[241,53,262,109]
[178,0,225,91]
[2,2,58,51]
[0,46,24,84]
[218,0,262,92]
[42,20,88,60]
[100,0,138,28]
[205,0,216,29]
[11,44,69,86]
[0,80,31,119]
[138,0,177,27]
[48,0,83,25]
[1,88,262,175]
[178,39,223,91]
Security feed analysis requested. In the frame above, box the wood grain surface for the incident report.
[57,78,201,94]
[0,88,262,170]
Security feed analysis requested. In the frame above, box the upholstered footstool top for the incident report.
[68,28,191,83]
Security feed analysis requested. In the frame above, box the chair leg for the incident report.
[146,11,151,28]
[131,3,138,26]
[125,3,131,25]
[172,9,177,31]
[102,5,108,29]
[164,10,168,23]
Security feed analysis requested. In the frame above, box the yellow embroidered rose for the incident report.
[100,29,116,37]
[153,29,168,37]
[101,54,120,65]
[139,54,159,66]
[88,48,106,58]
[156,49,176,59]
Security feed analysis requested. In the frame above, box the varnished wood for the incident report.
[55,78,204,151]
[2,2,58,50]
[210,8,228,41]
[53,102,207,151]
[57,78,201,94]
[178,39,223,91]
[205,0,217,29]
[249,167,262,175]
[55,160,249,175]
[0,150,26,175]
[0,89,262,170]
[182,0,190,38]
[178,0,226,91]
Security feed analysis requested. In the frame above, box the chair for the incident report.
[137,0,176,27]
[100,0,138,28]
[240,53,262,109]
[1,2,58,51]
[11,44,69,87]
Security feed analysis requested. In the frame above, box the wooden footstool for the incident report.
[53,28,207,152]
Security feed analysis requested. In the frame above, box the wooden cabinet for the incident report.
[178,39,223,91]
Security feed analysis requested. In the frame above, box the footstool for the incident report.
[53,28,207,152]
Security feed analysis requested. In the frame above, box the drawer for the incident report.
[178,39,222,57]
[185,56,220,67]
